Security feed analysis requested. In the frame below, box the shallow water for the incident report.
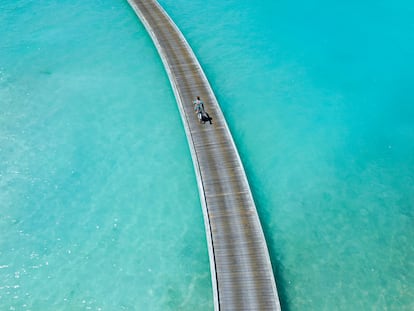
[1,0,414,310]
[162,0,414,310]
[1,1,211,310]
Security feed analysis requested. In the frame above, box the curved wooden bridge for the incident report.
[127,1,281,310]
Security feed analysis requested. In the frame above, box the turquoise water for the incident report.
[160,0,414,310]
[1,1,211,310]
[1,0,414,310]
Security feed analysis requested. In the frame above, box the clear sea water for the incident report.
[1,0,413,310]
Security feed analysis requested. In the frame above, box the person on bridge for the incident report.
[193,96,212,124]
[193,96,205,114]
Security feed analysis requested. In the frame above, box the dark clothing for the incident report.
[198,111,212,124]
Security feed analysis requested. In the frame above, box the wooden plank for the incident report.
[126,1,281,310]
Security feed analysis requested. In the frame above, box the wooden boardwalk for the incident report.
[127,1,281,310]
